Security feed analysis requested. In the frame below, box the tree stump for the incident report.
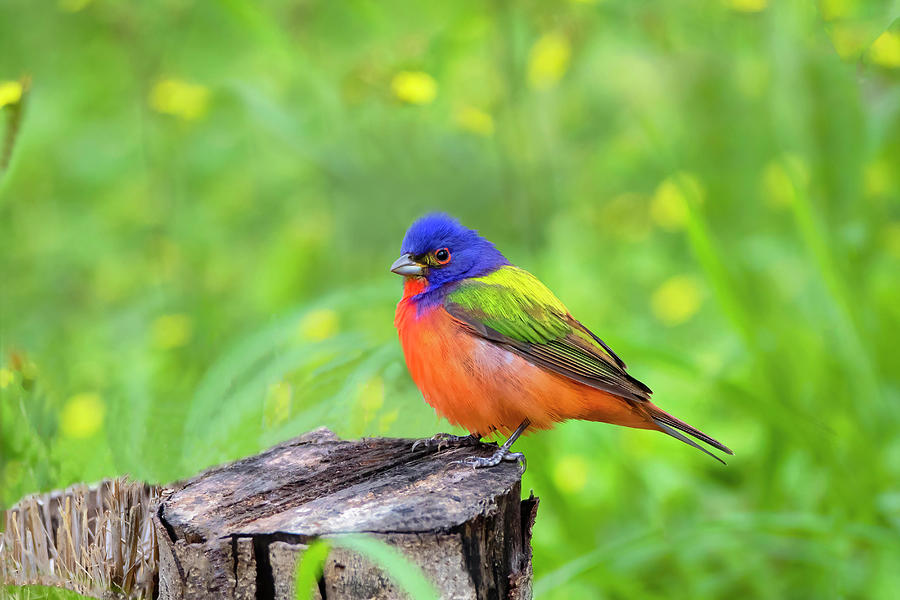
[154,428,539,600]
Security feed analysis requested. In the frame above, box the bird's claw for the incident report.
[452,450,526,473]
[412,433,480,452]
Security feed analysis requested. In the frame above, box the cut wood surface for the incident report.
[155,428,538,600]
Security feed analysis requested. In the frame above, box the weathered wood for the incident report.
[155,428,538,600]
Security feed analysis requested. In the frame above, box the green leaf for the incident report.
[293,535,438,600]
[331,535,439,600]
[294,540,332,600]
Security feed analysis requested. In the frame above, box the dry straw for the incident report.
[0,478,159,599]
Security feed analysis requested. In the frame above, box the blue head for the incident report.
[390,214,509,291]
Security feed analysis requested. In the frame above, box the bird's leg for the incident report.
[412,432,482,452]
[454,419,530,472]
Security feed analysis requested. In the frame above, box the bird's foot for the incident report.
[412,432,481,452]
[453,449,526,473]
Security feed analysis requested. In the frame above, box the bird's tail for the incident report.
[643,403,734,465]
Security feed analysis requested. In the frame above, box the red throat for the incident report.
[402,277,427,299]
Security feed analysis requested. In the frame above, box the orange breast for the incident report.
[395,282,652,436]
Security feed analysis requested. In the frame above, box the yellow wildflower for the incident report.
[553,455,589,494]
[869,31,900,68]
[528,33,571,90]
[455,106,494,136]
[391,71,437,105]
[298,309,339,342]
[149,78,210,120]
[0,81,23,109]
[152,314,194,349]
[60,393,105,438]
[651,275,703,326]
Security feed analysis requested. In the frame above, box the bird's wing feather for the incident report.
[444,266,651,402]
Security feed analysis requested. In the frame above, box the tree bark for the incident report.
[154,428,538,600]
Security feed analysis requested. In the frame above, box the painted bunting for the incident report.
[392,213,733,468]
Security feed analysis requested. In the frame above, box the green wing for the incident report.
[444,266,651,402]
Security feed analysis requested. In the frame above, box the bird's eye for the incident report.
[434,248,451,264]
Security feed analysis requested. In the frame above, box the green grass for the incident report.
[1,586,88,600]
[2,1,899,598]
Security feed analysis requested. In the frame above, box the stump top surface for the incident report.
[161,429,523,542]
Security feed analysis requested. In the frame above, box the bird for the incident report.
[391,213,733,468]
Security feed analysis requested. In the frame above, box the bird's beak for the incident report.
[390,253,425,277]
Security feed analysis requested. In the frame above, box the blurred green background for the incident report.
[2,0,899,598]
